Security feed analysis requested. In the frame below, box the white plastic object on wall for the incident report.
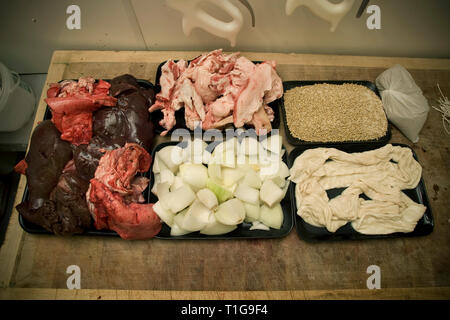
[285,0,356,32]
[166,0,244,47]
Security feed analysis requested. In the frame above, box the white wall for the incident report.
[1,0,449,73]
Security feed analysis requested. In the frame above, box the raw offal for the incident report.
[87,143,161,240]
[93,142,151,197]
[73,74,156,181]
[15,121,92,235]
[45,77,117,145]
[149,49,283,135]
[289,144,426,235]
[88,180,161,240]
[16,75,157,238]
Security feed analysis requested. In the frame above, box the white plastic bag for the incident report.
[375,64,429,143]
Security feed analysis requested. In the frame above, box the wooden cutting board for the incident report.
[0,50,449,300]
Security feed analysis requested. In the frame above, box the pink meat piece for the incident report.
[57,77,95,97]
[60,112,93,146]
[88,179,161,240]
[233,62,274,127]
[93,79,113,95]
[202,108,216,130]
[158,59,187,101]
[148,98,166,112]
[183,99,202,131]
[190,67,219,104]
[46,94,116,114]
[77,76,95,94]
[250,106,272,135]
[191,49,238,73]
[149,99,176,136]
[183,50,237,110]
[201,56,256,129]
[159,60,180,100]
[233,56,256,76]
[93,143,151,195]
[209,94,235,119]
[46,84,60,98]
[168,69,190,112]
[202,110,234,130]
[202,97,235,130]
[87,143,161,240]
[210,74,231,95]
[211,56,253,98]
[218,52,239,74]
[150,60,189,134]
[189,49,223,69]
[57,81,77,97]
[160,107,176,136]
[264,105,275,122]
[127,176,149,203]
[45,78,117,145]
[173,78,205,120]
[262,61,283,104]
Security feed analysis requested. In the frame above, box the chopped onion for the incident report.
[157,146,184,172]
[166,184,196,213]
[179,163,208,191]
[197,188,219,209]
[215,198,245,225]
[260,179,284,207]
[241,169,261,189]
[250,221,270,231]
[259,203,283,229]
[200,213,237,235]
[222,167,245,187]
[181,200,211,232]
[244,202,260,222]
[234,183,260,205]
[153,201,174,227]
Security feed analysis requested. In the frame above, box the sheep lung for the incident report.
[87,143,161,240]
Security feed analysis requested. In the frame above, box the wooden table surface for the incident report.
[0,50,449,300]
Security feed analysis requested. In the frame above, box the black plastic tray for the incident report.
[151,140,294,239]
[280,80,392,148]
[18,78,156,237]
[287,143,434,242]
[152,60,282,135]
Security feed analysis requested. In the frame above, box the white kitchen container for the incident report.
[0,62,35,132]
